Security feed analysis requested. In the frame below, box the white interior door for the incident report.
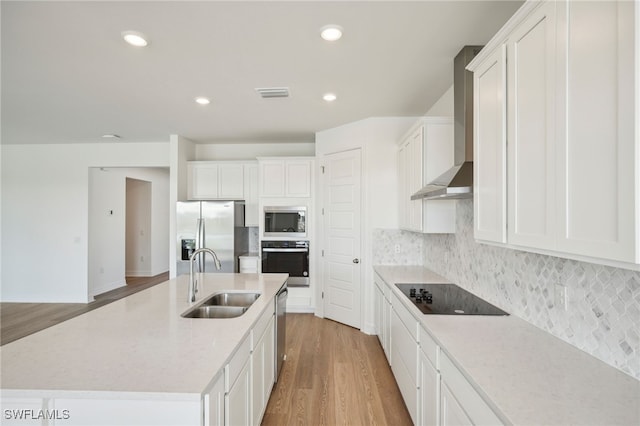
[322,149,362,329]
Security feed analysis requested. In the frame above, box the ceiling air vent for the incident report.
[255,87,290,98]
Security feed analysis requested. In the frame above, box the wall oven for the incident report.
[261,240,309,287]
[264,206,306,238]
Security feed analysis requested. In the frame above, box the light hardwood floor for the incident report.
[262,313,412,426]
[0,272,169,345]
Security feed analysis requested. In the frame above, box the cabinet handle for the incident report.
[353,258,360,264]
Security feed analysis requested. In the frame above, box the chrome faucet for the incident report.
[189,248,222,302]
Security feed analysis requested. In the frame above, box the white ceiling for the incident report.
[1,0,522,145]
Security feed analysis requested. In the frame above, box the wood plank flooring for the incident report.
[262,314,412,426]
[0,272,169,346]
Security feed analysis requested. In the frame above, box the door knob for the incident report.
[353,258,360,264]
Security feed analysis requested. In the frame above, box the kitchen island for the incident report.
[0,273,288,425]
[375,265,640,426]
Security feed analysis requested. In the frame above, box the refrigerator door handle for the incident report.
[199,219,205,273]
[195,218,205,273]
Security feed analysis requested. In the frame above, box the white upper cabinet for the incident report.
[555,0,637,262]
[507,1,557,249]
[258,157,313,198]
[398,118,456,234]
[469,0,639,266]
[188,161,244,200]
[472,45,507,244]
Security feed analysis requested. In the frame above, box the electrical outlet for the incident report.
[554,283,567,310]
[394,244,401,254]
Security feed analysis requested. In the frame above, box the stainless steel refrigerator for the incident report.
[176,201,248,275]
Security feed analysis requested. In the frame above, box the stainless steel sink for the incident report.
[182,305,248,319]
[203,292,260,307]
[181,291,260,319]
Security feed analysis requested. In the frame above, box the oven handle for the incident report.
[262,248,308,253]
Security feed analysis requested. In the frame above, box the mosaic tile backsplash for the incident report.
[373,199,640,380]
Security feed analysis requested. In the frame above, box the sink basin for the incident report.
[182,305,248,319]
[181,291,261,319]
[204,292,260,307]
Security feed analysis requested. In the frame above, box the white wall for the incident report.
[1,142,170,303]
[315,117,417,329]
[88,168,169,298]
[425,85,454,117]
[196,142,315,160]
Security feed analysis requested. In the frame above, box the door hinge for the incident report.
[321,249,324,257]
[322,292,324,299]
[321,166,325,174]
[322,208,324,215]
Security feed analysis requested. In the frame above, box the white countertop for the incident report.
[0,273,287,396]
[374,265,640,425]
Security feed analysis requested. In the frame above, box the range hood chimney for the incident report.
[411,45,482,200]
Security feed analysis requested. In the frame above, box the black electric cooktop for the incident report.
[395,283,509,316]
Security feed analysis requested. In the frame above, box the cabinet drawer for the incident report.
[440,352,504,425]
[391,292,418,340]
[252,303,275,350]
[226,333,251,392]
[390,309,418,423]
[419,325,439,369]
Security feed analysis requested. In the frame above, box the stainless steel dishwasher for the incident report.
[275,282,288,382]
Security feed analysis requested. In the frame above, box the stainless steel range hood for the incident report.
[411,46,482,200]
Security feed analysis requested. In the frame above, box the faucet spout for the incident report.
[189,248,222,302]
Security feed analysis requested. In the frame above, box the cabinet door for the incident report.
[409,127,424,232]
[189,163,219,199]
[285,160,311,197]
[441,382,473,426]
[556,0,637,262]
[507,1,557,250]
[390,308,418,424]
[473,44,507,243]
[374,283,383,344]
[398,142,409,230]
[218,164,244,199]
[204,373,225,426]
[263,316,275,405]
[420,352,440,426]
[226,360,251,426]
[244,163,259,226]
[252,331,266,426]
[260,161,286,197]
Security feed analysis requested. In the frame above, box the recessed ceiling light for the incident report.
[323,93,337,102]
[121,31,149,47]
[195,97,211,105]
[102,134,121,139]
[320,25,343,42]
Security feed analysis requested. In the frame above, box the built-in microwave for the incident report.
[264,206,307,238]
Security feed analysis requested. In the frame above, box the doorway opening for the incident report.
[126,178,152,278]
[88,167,170,300]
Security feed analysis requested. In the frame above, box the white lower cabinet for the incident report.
[419,325,440,426]
[204,372,225,426]
[251,308,275,426]
[226,359,251,426]
[374,274,391,361]
[440,352,503,425]
[380,274,505,426]
[440,382,473,426]
[390,294,419,424]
